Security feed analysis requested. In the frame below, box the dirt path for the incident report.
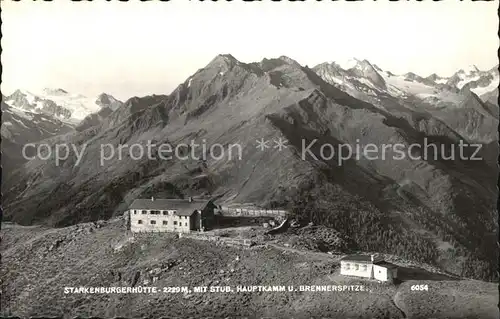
[392,291,408,318]
[264,242,343,262]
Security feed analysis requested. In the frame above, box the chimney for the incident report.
[370,254,375,262]
[151,196,154,201]
[189,196,193,203]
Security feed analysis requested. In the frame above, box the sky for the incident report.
[1,0,499,101]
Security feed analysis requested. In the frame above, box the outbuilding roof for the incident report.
[340,255,397,268]
[340,254,373,263]
[372,261,398,269]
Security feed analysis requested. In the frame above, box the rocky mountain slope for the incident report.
[480,87,499,105]
[313,61,499,143]
[2,91,123,176]
[2,55,498,281]
[315,61,498,106]
[1,219,498,319]
[447,65,499,96]
[1,101,75,176]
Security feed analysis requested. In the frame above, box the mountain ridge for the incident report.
[3,89,123,121]
[2,54,498,282]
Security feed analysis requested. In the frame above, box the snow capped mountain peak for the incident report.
[333,57,362,71]
[449,64,498,91]
[342,58,386,90]
[424,73,450,85]
[314,56,498,111]
[6,89,39,106]
[353,59,378,73]
[403,72,427,82]
[426,73,441,80]
[96,92,114,104]
[373,64,383,72]
[278,55,301,66]
[329,57,377,72]
[218,53,237,61]
[3,88,121,121]
[95,93,123,111]
[208,54,238,68]
[313,58,389,96]
[357,59,373,67]
[203,54,240,77]
[42,88,69,96]
[458,65,480,76]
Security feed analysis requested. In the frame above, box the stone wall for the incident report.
[219,206,288,219]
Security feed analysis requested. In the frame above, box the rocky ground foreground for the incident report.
[1,217,498,319]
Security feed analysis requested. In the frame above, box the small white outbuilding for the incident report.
[340,254,398,282]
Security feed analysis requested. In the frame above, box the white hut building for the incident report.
[127,197,216,233]
[340,254,398,282]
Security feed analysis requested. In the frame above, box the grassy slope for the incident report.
[1,220,497,319]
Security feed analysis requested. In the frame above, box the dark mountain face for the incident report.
[480,88,498,106]
[95,93,123,111]
[1,102,75,179]
[76,94,124,132]
[348,59,387,90]
[75,107,114,132]
[2,55,498,281]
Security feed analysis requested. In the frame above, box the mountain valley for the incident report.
[2,55,498,284]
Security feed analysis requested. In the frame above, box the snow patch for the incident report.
[460,65,480,76]
[357,77,378,90]
[35,101,44,110]
[416,93,437,99]
[382,73,435,96]
[471,76,500,97]
[323,73,344,86]
[23,91,38,104]
[10,117,30,129]
[334,58,360,71]
[10,107,34,120]
[32,90,102,120]
[457,75,480,89]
